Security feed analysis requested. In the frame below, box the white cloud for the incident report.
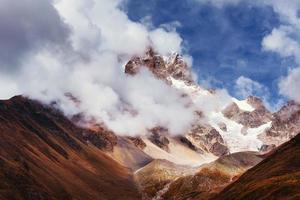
[0,73,19,100]
[149,28,183,55]
[262,26,300,63]
[260,1,300,103]
[279,68,300,103]
[234,76,279,110]
[234,76,269,99]
[55,0,183,57]
[196,0,300,103]
[0,0,197,136]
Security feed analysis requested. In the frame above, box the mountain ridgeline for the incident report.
[0,50,299,200]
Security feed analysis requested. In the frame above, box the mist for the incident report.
[0,0,200,136]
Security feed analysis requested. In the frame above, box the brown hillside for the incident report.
[0,96,141,200]
[212,133,300,200]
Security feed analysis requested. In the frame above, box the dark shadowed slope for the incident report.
[0,96,141,200]
[212,133,300,200]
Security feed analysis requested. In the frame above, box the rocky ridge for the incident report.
[124,49,300,157]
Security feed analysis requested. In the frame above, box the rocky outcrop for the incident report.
[109,137,152,171]
[125,48,194,83]
[218,122,227,132]
[222,97,272,128]
[186,125,229,157]
[148,127,170,152]
[127,136,147,150]
[259,101,300,147]
[82,127,117,152]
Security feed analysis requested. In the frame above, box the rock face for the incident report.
[222,97,273,128]
[220,96,300,152]
[213,133,300,200]
[124,50,230,157]
[148,127,170,152]
[125,48,194,83]
[186,125,229,157]
[82,127,117,151]
[0,96,141,200]
[259,101,300,147]
[127,136,147,150]
[124,49,300,155]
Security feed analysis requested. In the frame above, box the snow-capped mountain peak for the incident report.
[124,50,300,157]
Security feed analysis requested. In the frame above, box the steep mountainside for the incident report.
[1,51,299,200]
[259,101,300,147]
[212,133,300,200]
[135,152,264,200]
[0,96,141,200]
[125,49,300,156]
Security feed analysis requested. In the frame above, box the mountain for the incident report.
[123,50,300,199]
[212,132,300,200]
[0,96,141,200]
[124,49,300,156]
[259,101,300,148]
[1,50,299,200]
[135,152,264,200]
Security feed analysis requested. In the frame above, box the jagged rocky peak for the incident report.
[259,100,300,146]
[246,96,265,109]
[222,96,272,128]
[222,102,240,119]
[275,100,300,121]
[125,48,194,83]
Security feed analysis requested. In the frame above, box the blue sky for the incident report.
[1,0,300,112]
[125,0,298,108]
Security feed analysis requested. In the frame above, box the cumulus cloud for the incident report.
[234,76,270,99]
[196,0,300,103]
[0,0,70,71]
[260,1,300,103]
[262,26,300,63]
[279,68,300,103]
[234,76,281,110]
[149,28,183,56]
[0,74,19,100]
[0,0,197,136]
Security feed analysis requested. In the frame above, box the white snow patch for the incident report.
[233,98,255,112]
[169,77,211,98]
[208,112,271,153]
[170,77,271,153]
[247,121,272,138]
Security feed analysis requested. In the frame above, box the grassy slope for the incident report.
[0,96,141,200]
[212,133,300,200]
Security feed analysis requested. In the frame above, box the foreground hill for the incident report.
[212,133,300,200]
[135,152,264,200]
[0,96,141,200]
